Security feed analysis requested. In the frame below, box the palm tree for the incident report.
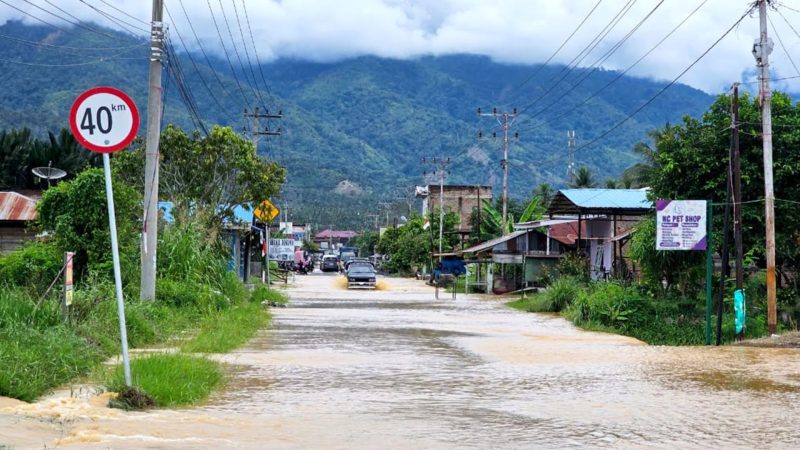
[569,167,597,188]
[605,179,618,189]
[531,183,554,208]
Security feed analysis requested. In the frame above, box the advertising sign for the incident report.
[656,200,707,251]
[268,239,295,261]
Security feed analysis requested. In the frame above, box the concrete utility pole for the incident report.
[567,130,576,183]
[141,0,164,300]
[478,107,518,235]
[421,157,452,263]
[244,107,282,150]
[754,0,777,334]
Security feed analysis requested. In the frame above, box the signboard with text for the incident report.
[656,200,707,251]
[268,239,295,261]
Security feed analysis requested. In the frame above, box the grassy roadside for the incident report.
[182,302,271,353]
[506,278,768,346]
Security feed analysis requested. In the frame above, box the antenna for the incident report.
[32,161,67,188]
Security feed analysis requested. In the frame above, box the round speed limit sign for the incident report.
[69,86,140,153]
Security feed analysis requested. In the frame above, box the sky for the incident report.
[1,0,799,94]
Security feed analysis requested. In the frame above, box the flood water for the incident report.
[3,273,800,449]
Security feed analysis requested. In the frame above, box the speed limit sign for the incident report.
[69,86,140,153]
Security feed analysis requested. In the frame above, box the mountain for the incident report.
[0,21,716,229]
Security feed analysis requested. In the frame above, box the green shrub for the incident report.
[106,354,223,407]
[507,295,554,313]
[156,279,203,308]
[182,302,270,353]
[250,283,288,304]
[556,252,589,281]
[545,276,584,311]
[0,241,62,293]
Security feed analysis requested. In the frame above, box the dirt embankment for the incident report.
[736,331,800,348]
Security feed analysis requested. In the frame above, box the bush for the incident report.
[0,241,62,293]
[545,276,584,311]
[106,354,223,407]
[556,252,589,281]
[250,283,288,305]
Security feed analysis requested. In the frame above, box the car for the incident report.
[344,257,371,271]
[346,264,377,289]
[321,255,339,272]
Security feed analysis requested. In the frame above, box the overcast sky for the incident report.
[2,0,800,94]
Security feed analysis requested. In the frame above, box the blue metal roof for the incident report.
[548,189,651,214]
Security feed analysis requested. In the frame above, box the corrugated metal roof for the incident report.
[0,192,37,221]
[316,229,358,239]
[461,230,527,254]
[548,189,651,214]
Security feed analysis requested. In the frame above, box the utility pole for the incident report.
[478,107,518,235]
[422,157,452,264]
[732,83,745,341]
[567,130,576,183]
[141,0,165,300]
[754,0,777,334]
[244,107,282,150]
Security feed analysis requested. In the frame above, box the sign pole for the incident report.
[103,153,132,386]
[266,225,271,285]
[705,201,713,346]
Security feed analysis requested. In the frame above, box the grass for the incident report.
[106,354,223,408]
[250,283,289,305]
[506,295,554,313]
[182,302,271,353]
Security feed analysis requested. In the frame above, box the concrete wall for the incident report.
[426,185,493,232]
[0,223,34,253]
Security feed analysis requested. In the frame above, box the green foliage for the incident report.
[569,167,597,188]
[250,283,289,305]
[556,252,590,281]
[376,211,459,274]
[507,295,554,313]
[629,216,705,296]
[0,240,62,293]
[546,277,585,311]
[106,354,223,408]
[36,167,141,281]
[351,230,378,256]
[181,303,270,353]
[116,125,285,225]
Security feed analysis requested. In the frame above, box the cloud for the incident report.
[1,0,799,93]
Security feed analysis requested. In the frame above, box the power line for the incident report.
[204,0,250,106]
[175,0,237,105]
[0,31,146,53]
[24,0,131,41]
[77,0,149,34]
[241,0,276,104]
[497,0,604,106]
[573,5,755,154]
[772,7,800,77]
[516,0,708,134]
[518,0,666,119]
[164,35,209,135]
[163,2,237,123]
[214,0,265,110]
[230,0,269,111]
[515,0,638,116]
[95,0,149,26]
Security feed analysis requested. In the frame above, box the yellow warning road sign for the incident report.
[254,200,279,222]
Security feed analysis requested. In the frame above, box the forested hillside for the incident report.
[0,20,716,227]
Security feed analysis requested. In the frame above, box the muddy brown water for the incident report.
[2,273,800,449]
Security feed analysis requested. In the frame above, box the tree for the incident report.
[532,183,554,209]
[116,125,286,225]
[37,168,141,281]
[376,211,459,274]
[636,91,800,312]
[569,167,597,188]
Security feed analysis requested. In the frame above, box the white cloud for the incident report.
[1,0,799,93]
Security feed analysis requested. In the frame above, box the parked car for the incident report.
[347,264,377,289]
[321,255,339,272]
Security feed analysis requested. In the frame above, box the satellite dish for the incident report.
[32,162,67,188]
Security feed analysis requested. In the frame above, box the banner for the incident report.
[268,239,295,261]
[656,200,707,251]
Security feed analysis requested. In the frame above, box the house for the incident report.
[314,229,358,250]
[417,184,493,233]
[545,189,651,280]
[0,191,38,253]
[459,219,575,294]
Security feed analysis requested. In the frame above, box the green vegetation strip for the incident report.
[106,354,223,408]
[182,302,271,353]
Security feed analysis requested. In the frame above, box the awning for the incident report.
[460,230,527,254]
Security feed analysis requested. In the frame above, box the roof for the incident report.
[316,229,358,239]
[0,192,37,221]
[547,189,651,215]
[461,230,527,254]
[514,218,579,230]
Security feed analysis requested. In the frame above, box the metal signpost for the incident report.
[254,200,280,285]
[656,199,713,345]
[70,86,139,386]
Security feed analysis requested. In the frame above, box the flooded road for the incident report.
[3,273,800,448]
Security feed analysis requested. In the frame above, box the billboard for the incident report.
[656,200,707,251]
[268,239,295,261]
